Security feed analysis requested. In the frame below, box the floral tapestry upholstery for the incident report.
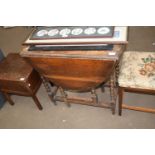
[118,51,155,90]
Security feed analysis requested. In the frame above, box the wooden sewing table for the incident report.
[0,53,43,110]
[20,26,128,114]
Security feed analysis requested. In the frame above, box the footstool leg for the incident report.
[32,95,43,110]
[118,87,123,116]
[3,92,15,105]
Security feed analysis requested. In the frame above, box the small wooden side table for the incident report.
[0,53,43,110]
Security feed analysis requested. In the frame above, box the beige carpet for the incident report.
[0,85,155,128]
[0,26,155,129]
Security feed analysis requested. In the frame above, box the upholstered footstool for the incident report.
[0,53,43,110]
[118,51,155,115]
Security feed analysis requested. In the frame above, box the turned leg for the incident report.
[41,76,57,105]
[91,89,98,104]
[59,87,71,107]
[32,95,43,110]
[3,92,15,105]
[118,87,124,116]
[51,86,59,103]
[115,63,119,86]
[110,72,117,115]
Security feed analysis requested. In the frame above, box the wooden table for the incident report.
[20,26,128,114]
[0,53,43,110]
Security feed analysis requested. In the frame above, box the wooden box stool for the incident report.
[0,53,43,110]
[118,51,155,115]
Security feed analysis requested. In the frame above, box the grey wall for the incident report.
[0,26,155,56]
[0,27,33,55]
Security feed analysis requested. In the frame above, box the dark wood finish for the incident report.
[118,87,124,115]
[54,96,111,108]
[40,73,117,114]
[27,57,116,91]
[32,95,43,110]
[21,45,125,59]
[3,92,15,105]
[91,89,98,104]
[21,43,126,113]
[59,87,70,107]
[0,54,43,110]
[41,76,57,105]
[44,85,113,109]
[21,45,125,91]
[110,72,117,114]
[118,87,155,115]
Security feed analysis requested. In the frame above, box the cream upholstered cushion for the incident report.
[118,51,155,90]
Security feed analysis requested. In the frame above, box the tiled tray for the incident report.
[30,26,114,40]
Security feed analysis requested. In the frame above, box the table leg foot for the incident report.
[3,92,15,106]
[59,87,71,107]
[32,95,43,110]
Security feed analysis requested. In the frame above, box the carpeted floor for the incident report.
[0,26,155,129]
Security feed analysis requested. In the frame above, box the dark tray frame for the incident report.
[30,26,114,40]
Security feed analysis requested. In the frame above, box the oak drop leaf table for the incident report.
[20,26,128,114]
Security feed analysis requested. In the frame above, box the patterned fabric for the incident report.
[118,51,155,90]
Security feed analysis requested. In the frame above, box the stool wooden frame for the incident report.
[118,87,155,115]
